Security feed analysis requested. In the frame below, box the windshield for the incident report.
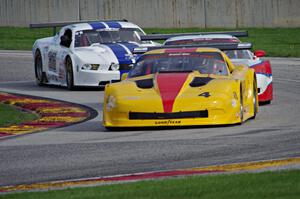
[75,28,144,47]
[128,52,228,78]
[224,50,252,59]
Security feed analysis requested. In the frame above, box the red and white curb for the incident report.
[1,156,299,193]
[0,92,96,139]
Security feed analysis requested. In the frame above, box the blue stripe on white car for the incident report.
[105,21,122,28]
[89,22,106,29]
[105,43,132,64]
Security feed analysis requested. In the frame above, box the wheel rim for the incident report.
[35,54,43,81]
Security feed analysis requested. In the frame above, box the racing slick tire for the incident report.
[252,76,258,119]
[34,50,47,85]
[66,56,75,90]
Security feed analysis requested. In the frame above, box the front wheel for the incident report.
[34,50,45,85]
[66,57,74,90]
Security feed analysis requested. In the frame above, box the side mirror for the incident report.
[121,73,128,81]
[254,50,266,57]
[60,35,71,47]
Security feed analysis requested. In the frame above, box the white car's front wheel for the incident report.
[66,57,74,90]
[34,50,45,85]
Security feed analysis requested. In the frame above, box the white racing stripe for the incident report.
[101,22,110,29]
[117,43,136,63]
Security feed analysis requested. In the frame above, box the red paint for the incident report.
[252,60,272,75]
[0,132,11,137]
[259,83,273,102]
[21,103,71,110]
[254,50,266,57]
[165,48,198,53]
[156,73,189,112]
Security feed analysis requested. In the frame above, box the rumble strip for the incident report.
[0,157,299,193]
[0,92,96,139]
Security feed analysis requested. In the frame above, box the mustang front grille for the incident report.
[129,110,208,120]
[119,64,133,70]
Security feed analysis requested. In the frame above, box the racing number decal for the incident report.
[48,51,57,72]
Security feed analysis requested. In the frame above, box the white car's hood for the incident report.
[75,42,140,65]
[75,45,118,64]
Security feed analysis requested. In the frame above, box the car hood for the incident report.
[104,42,139,65]
[75,46,118,64]
[106,72,236,113]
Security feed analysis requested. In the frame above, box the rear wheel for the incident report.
[66,57,74,90]
[34,50,45,85]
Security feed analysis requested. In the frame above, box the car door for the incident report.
[46,27,72,84]
[56,28,73,84]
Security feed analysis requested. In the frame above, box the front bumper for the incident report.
[103,108,241,127]
[75,70,120,86]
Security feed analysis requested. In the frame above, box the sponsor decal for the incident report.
[154,120,181,125]
[48,51,57,72]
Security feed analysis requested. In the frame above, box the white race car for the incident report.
[163,34,273,103]
[32,20,157,89]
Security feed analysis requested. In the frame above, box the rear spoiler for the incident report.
[133,43,252,54]
[140,31,248,41]
[29,19,128,35]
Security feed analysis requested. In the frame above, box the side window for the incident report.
[60,29,72,48]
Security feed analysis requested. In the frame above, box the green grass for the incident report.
[0,103,38,127]
[0,27,299,57]
[0,27,52,50]
[2,170,300,199]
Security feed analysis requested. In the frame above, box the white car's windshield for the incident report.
[75,28,143,47]
[128,52,228,78]
[224,50,252,59]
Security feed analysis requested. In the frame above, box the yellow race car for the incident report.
[103,44,258,128]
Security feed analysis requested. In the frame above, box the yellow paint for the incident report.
[103,56,257,127]
[37,107,86,113]
[191,157,300,172]
[38,116,86,123]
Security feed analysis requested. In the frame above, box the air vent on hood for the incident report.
[135,78,154,89]
[189,77,213,87]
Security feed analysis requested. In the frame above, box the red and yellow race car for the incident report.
[103,44,258,128]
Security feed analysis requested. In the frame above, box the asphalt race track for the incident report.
[0,51,300,186]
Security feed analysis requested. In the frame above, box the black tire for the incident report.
[261,100,271,105]
[252,77,258,119]
[66,57,74,90]
[34,50,45,85]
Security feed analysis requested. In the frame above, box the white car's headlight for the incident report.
[109,63,119,71]
[106,95,116,111]
[81,64,99,70]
